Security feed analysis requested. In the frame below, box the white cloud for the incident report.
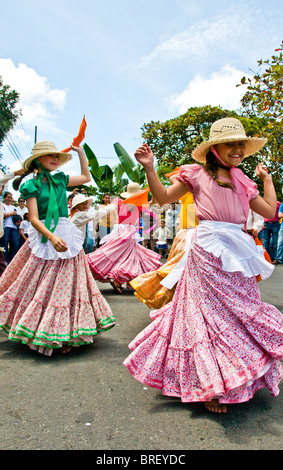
[165,65,251,114]
[0,58,68,132]
[136,6,256,69]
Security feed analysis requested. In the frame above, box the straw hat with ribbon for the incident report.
[120,182,141,199]
[22,141,72,171]
[191,118,267,163]
[72,194,93,209]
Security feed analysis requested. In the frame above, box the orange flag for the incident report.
[61,115,87,152]
[165,167,180,177]
[254,236,271,282]
[120,187,150,206]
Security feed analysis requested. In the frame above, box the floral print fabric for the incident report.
[124,230,283,403]
[0,243,115,355]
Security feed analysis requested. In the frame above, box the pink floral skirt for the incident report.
[86,225,162,284]
[123,235,283,404]
[0,242,115,355]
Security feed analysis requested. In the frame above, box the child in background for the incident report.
[19,212,31,243]
[153,219,172,256]
[69,193,115,240]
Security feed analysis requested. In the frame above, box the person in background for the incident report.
[272,202,283,265]
[69,193,115,242]
[95,193,116,246]
[1,192,20,263]
[153,219,172,256]
[17,197,28,246]
[246,208,264,238]
[67,193,75,215]
[0,168,25,274]
[19,212,31,244]
[260,200,281,261]
[165,203,178,240]
[16,196,28,219]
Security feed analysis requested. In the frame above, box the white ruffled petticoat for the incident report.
[27,217,84,260]
[161,220,274,289]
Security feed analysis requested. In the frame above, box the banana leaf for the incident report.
[83,143,99,171]
[112,162,125,183]
[113,142,140,183]
[83,142,101,185]
[100,164,113,181]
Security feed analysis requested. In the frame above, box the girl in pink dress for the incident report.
[86,183,162,294]
[123,118,283,413]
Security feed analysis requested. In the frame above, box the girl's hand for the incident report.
[134,143,155,169]
[71,144,83,153]
[49,234,68,252]
[256,163,272,181]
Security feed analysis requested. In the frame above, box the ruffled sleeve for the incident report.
[20,179,39,200]
[233,169,259,201]
[177,164,204,193]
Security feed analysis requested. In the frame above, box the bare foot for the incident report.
[205,400,227,413]
[110,280,123,294]
[61,345,72,354]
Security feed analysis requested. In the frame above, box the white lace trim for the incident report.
[161,221,273,289]
[28,217,84,260]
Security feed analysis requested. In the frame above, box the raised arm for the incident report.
[249,164,277,219]
[67,145,91,187]
[134,144,187,206]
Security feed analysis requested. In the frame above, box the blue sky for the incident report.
[0,0,282,193]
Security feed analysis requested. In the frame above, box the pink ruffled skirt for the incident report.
[0,242,115,355]
[86,225,162,284]
[123,232,283,404]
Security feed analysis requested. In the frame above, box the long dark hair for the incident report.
[204,150,234,190]
[12,160,39,191]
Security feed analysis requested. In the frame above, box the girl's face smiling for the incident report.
[214,141,246,167]
[37,154,59,171]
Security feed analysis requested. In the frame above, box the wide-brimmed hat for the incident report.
[72,194,93,209]
[191,118,267,163]
[23,141,72,171]
[120,182,141,198]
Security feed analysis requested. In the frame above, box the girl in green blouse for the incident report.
[0,141,115,356]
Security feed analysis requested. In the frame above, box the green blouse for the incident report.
[20,172,69,221]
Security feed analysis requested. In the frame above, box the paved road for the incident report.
[0,265,282,451]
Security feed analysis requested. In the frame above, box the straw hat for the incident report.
[23,141,72,171]
[120,182,141,198]
[72,194,93,209]
[191,118,267,163]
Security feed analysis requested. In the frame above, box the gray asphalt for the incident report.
[0,264,282,451]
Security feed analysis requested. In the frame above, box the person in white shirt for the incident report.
[19,212,31,244]
[17,197,28,246]
[165,203,178,238]
[246,209,264,238]
[153,219,172,256]
[0,168,25,271]
[69,194,116,241]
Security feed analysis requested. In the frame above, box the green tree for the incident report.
[239,42,283,160]
[0,76,21,171]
